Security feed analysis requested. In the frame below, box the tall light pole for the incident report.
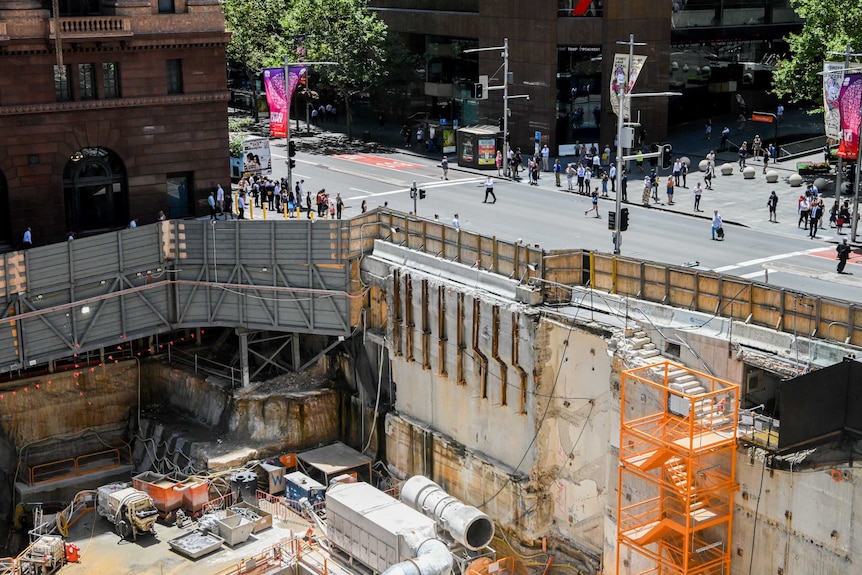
[465,39,513,177]
[283,59,338,196]
[614,35,645,255]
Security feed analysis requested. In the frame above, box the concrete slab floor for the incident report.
[59,510,313,575]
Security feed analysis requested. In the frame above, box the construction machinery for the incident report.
[96,483,159,541]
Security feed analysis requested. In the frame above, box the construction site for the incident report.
[1,212,861,575]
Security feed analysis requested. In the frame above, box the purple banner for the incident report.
[263,68,287,138]
[838,74,862,159]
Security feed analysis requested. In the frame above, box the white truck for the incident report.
[96,483,159,541]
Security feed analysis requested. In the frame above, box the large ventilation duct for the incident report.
[400,475,495,551]
[382,535,453,575]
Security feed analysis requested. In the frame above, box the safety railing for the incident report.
[21,446,131,486]
[167,344,241,389]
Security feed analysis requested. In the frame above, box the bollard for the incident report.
[283,203,288,219]
[249,203,254,219]
[263,204,267,220]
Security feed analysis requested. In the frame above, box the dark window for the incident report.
[166,173,194,218]
[102,62,120,98]
[158,0,175,13]
[78,63,97,100]
[54,65,71,102]
[167,59,183,94]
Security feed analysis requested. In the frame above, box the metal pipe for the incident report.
[400,475,494,551]
[381,535,452,575]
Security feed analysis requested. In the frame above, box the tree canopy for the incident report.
[281,0,389,138]
[772,0,862,103]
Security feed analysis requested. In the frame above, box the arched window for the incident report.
[63,147,127,234]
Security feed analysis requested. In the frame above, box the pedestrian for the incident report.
[541,144,550,171]
[720,127,730,151]
[837,238,852,273]
[706,150,716,167]
[693,182,703,212]
[830,199,839,228]
[224,190,233,219]
[158,210,166,221]
[306,191,312,214]
[809,200,823,238]
[636,150,644,172]
[336,193,344,218]
[216,183,225,216]
[452,213,460,229]
[566,164,575,191]
[496,151,503,176]
[483,176,497,203]
[798,194,810,230]
[585,187,600,218]
[553,159,562,187]
[649,169,659,202]
[738,142,748,169]
[237,193,246,219]
[361,200,367,214]
[777,103,784,122]
[705,117,712,140]
[681,162,688,188]
[22,227,32,249]
[666,175,675,205]
[621,169,628,202]
[752,134,763,159]
[838,202,850,234]
[441,155,449,180]
[601,171,609,197]
[207,191,217,220]
[762,147,770,174]
[711,210,723,240]
[609,164,617,193]
[642,175,651,207]
[67,231,74,241]
[530,160,540,186]
[704,164,714,190]
[577,164,585,193]
[673,158,682,186]
[767,191,778,222]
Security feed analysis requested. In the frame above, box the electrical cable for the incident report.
[361,336,385,454]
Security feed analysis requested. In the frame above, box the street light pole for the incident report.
[464,38,511,177]
[614,35,645,255]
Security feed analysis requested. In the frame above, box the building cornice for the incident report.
[0,90,230,116]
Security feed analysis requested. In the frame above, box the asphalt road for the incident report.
[261,145,862,304]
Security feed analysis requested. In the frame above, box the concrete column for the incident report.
[237,330,250,387]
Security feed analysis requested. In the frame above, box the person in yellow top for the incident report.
[636,150,644,172]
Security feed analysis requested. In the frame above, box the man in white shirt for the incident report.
[452,214,460,229]
[541,145,550,171]
[216,183,225,216]
[609,164,617,193]
[483,176,496,203]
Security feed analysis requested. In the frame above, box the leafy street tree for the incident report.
[772,1,862,104]
[281,0,388,139]
[223,0,286,122]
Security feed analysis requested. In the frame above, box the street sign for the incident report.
[752,112,775,123]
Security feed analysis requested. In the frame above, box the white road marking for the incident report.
[762,262,862,287]
[713,247,827,273]
[347,178,485,199]
[740,270,771,279]
[349,187,371,194]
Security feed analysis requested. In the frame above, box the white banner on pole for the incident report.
[610,53,648,120]
[824,61,845,142]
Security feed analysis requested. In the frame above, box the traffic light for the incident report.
[472,82,484,100]
[620,207,629,231]
[660,144,673,170]
[608,210,616,231]
[289,159,296,169]
[288,141,296,157]
[498,116,504,131]
[649,143,658,167]
[419,188,426,199]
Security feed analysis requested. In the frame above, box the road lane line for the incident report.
[713,247,828,272]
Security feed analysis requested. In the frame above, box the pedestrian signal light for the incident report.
[620,207,630,231]
[288,141,297,157]
[473,82,484,100]
[607,210,616,231]
[419,189,426,199]
[660,144,673,170]
[289,159,296,169]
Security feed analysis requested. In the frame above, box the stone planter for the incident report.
[698,159,709,172]
[765,170,779,183]
[743,166,756,179]
[788,173,804,187]
[720,163,734,176]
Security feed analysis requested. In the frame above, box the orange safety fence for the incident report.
[21,445,131,486]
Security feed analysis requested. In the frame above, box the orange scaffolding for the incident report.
[616,361,739,575]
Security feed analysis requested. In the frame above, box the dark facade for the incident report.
[370,1,801,159]
[0,0,230,246]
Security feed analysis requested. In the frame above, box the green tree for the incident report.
[223,0,287,122]
[281,0,388,139]
[772,1,862,104]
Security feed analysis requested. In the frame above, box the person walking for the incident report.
[216,183,225,216]
[798,194,810,230]
[738,142,748,169]
[762,147,770,174]
[22,227,32,249]
[704,164,715,190]
[585,187,600,218]
[553,159,562,187]
[336,193,344,219]
[666,175,675,205]
[693,182,703,212]
[361,200,367,214]
[720,126,730,151]
[441,155,449,180]
[809,199,823,238]
[496,151,503,176]
[838,201,851,234]
[621,169,628,202]
[237,193,246,219]
[452,213,460,229]
[705,117,712,140]
[223,190,233,219]
[829,199,839,228]
[483,176,497,203]
[711,210,723,240]
[767,191,778,222]
[207,191,217,220]
[837,238,852,273]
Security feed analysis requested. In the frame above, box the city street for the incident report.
[240,136,862,305]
